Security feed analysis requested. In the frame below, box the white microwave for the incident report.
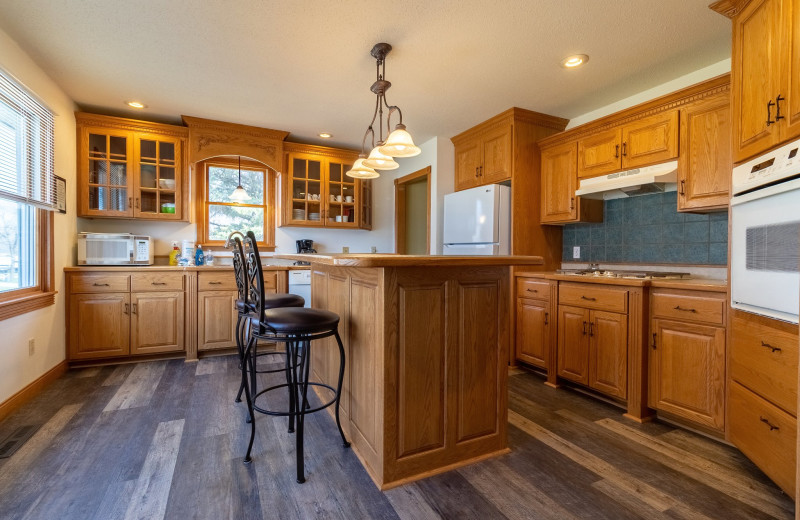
[78,233,153,265]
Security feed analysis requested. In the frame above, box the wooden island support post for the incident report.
[277,254,543,489]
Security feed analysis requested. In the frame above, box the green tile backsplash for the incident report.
[561,191,728,265]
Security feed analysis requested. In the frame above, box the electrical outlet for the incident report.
[28,338,35,356]
[573,246,581,259]
[370,246,377,253]
[342,246,350,254]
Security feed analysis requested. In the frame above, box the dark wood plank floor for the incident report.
[0,357,793,519]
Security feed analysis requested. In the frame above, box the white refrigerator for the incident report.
[442,184,511,255]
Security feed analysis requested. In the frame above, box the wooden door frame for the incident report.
[394,166,431,254]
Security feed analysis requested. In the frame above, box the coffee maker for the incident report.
[296,239,316,254]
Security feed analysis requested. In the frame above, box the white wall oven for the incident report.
[730,139,800,324]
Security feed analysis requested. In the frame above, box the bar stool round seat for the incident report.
[262,307,339,334]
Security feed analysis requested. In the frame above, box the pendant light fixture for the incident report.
[229,156,250,202]
[347,43,420,179]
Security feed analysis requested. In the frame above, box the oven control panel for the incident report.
[732,138,800,195]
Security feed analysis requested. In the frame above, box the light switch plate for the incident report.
[573,246,580,259]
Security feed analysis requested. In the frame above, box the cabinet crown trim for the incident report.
[75,112,189,138]
[284,141,360,159]
[538,75,730,148]
[181,115,290,141]
[709,0,749,18]
[451,107,569,144]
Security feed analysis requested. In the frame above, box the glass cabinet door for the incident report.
[288,154,323,225]
[325,159,357,227]
[85,131,133,216]
[134,135,181,220]
[360,179,373,230]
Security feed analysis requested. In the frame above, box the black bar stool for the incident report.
[231,236,304,424]
[240,231,350,483]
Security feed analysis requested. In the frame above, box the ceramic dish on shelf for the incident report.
[158,179,176,190]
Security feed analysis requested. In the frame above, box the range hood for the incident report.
[575,160,678,200]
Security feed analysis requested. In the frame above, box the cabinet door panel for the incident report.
[541,142,578,223]
[650,319,725,431]
[731,0,782,162]
[621,111,679,169]
[131,291,184,354]
[578,128,621,178]
[589,310,627,399]
[79,128,135,218]
[782,0,800,142]
[557,305,589,385]
[454,140,482,191]
[133,134,183,220]
[678,98,731,211]
[516,298,549,368]
[285,153,325,226]
[481,125,513,183]
[69,293,130,359]
[198,291,238,351]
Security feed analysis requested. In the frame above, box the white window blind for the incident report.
[0,69,56,210]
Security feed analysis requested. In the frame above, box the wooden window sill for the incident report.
[0,291,57,322]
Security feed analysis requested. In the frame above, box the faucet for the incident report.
[224,230,246,249]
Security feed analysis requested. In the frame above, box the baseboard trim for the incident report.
[0,360,68,422]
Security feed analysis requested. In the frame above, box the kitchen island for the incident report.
[275,254,543,489]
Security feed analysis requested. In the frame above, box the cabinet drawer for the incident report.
[516,278,550,301]
[730,314,798,415]
[131,272,184,292]
[558,283,627,313]
[198,271,237,292]
[70,274,130,293]
[651,291,724,325]
[729,381,796,496]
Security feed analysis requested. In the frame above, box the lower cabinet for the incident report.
[130,291,185,355]
[68,292,130,359]
[648,289,726,432]
[197,291,238,352]
[557,304,628,399]
[514,276,553,370]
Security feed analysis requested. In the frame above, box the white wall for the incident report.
[566,58,732,129]
[0,27,78,404]
[78,136,455,256]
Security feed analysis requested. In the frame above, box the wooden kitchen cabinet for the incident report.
[130,291,185,355]
[577,111,679,179]
[648,288,726,432]
[678,93,732,211]
[514,277,554,370]
[453,124,512,190]
[76,113,189,220]
[556,284,629,400]
[719,0,800,162]
[281,143,368,228]
[68,293,130,360]
[540,141,603,224]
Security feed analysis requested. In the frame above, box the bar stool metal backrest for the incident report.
[243,231,268,335]
[232,236,249,312]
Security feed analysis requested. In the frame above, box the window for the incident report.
[0,69,56,321]
[195,157,275,248]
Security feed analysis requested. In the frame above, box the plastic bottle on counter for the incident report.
[195,245,205,266]
[168,242,181,266]
[205,248,214,265]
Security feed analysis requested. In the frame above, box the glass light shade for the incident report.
[378,124,421,157]
[229,185,251,202]
[345,158,380,179]
[362,146,399,170]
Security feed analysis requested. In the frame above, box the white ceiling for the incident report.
[0,0,731,150]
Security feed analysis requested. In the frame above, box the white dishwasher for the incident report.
[288,269,311,308]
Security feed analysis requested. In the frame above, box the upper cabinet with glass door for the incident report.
[76,113,189,220]
[281,143,369,229]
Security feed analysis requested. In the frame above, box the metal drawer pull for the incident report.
[776,94,785,121]
[544,312,549,325]
[526,288,538,293]
[766,99,776,126]
[582,321,587,335]
[588,322,594,337]
[92,282,110,287]
[614,144,619,158]
[151,282,166,285]
[652,332,657,350]
[760,416,779,431]
[124,303,130,315]
[673,305,697,313]
[132,303,137,315]
[581,296,596,301]
[209,281,223,285]
[761,341,782,353]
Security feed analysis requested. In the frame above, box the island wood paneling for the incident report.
[311,263,510,489]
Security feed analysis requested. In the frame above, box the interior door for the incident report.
[589,310,628,399]
[557,305,589,385]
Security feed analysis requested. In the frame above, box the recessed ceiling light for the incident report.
[126,100,147,109]
[561,54,589,69]
[318,132,332,139]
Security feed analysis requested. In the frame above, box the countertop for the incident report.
[64,264,305,272]
[274,253,544,268]
[515,271,727,292]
